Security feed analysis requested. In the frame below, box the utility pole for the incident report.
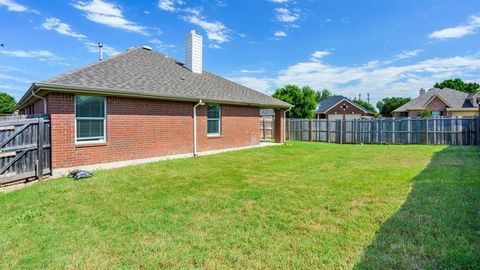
[359,93,362,100]
[367,93,370,103]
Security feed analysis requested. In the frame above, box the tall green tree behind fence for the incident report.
[286,117,480,146]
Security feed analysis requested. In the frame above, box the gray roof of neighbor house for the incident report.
[316,95,372,113]
[260,109,275,116]
[18,47,291,109]
[393,88,478,112]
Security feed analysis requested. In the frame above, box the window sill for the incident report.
[207,135,222,139]
[75,142,107,148]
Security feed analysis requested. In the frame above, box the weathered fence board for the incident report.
[0,114,51,187]
[260,119,275,141]
[288,116,480,146]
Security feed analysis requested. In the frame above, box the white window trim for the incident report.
[74,95,107,144]
[207,104,221,137]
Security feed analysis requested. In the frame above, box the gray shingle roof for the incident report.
[393,88,478,112]
[25,47,290,108]
[316,95,371,113]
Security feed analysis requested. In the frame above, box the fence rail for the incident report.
[287,117,480,146]
[0,114,51,187]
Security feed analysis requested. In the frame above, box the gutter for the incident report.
[193,100,205,156]
[31,88,47,114]
[17,83,292,110]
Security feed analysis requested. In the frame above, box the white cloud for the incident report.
[0,49,56,58]
[231,54,480,102]
[268,0,289,3]
[158,0,184,12]
[275,8,300,22]
[395,49,423,60]
[0,0,27,12]
[274,30,287,37]
[429,15,480,39]
[311,50,331,61]
[0,72,30,83]
[182,14,230,43]
[42,17,86,39]
[239,69,266,74]
[73,0,148,35]
[149,39,174,52]
[85,42,120,56]
[230,77,275,94]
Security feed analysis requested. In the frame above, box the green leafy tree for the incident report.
[273,85,317,119]
[434,78,480,93]
[420,108,432,117]
[376,97,412,117]
[0,92,16,113]
[315,89,333,103]
[353,99,378,115]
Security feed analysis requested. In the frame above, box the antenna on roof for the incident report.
[98,42,104,61]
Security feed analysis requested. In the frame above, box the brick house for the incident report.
[315,95,375,120]
[392,88,480,117]
[16,31,290,174]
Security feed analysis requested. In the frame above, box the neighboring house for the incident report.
[260,109,275,121]
[315,95,374,120]
[392,88,480,117]
[16,30,290,173]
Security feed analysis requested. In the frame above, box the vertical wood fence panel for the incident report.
[0,114,51,187]
[287,116,480,146]
[260,119,275,141]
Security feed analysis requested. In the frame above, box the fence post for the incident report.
[309,119,314,142]
[327,120,331,143]
[353,119,357,144]
[392,118,395,144]
[286,118,289,141]
[477,116,480,146]
[425,117,429,145]
[407,117,411,144]
[37,118,44,180]
[340,119,344,144]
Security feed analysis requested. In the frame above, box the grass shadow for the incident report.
[355,146,480,269]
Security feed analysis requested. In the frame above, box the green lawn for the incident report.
[1,142,479,269]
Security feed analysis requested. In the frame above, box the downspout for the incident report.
[284,107,293,142]
[193,100,205,156]
[31,89,47,114]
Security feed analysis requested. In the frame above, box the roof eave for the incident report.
[18,82,292,109]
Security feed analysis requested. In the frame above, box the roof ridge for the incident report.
[43,47,143,83]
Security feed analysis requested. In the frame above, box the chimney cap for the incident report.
[141,45,152,51]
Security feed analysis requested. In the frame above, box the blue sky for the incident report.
[1,0,480,104]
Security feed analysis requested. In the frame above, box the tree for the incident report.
[420,108,432,117]
[434,78,480,93]
[0,92,16,113]
[272,85,317,119]
[315,89,333,103]
[376,97,412,117]
[353,99,378,115]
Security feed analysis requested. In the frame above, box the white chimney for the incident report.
[185,30,202,74]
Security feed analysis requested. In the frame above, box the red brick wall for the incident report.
[196,105,260,151]
[19,98,46,114]
[46,93,260,169]
[425,96,448,115]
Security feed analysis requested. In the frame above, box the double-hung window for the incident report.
[207,104,221,136]
[75,95,106,143]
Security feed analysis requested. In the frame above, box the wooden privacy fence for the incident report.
[0,114,51,187]
[287,117,480,146]
[260,119,275,141]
